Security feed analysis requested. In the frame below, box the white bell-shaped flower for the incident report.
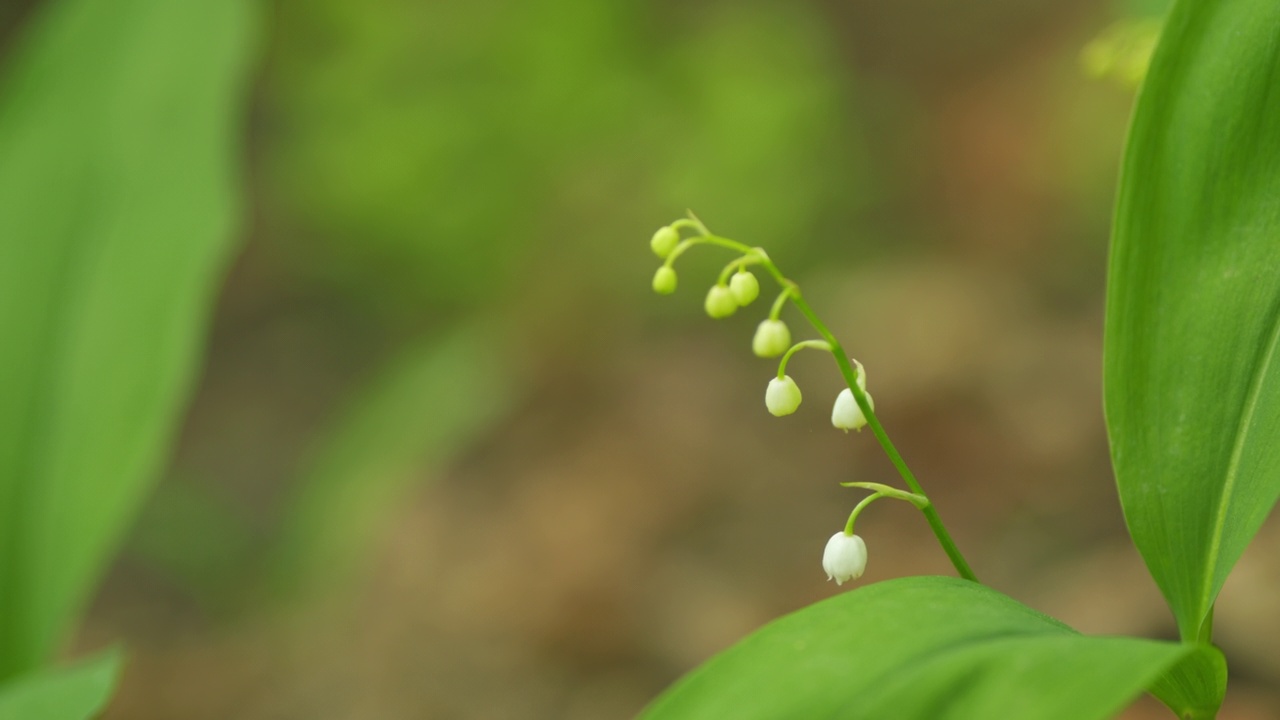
[765,375,802,416]
[832,388,874,431]
[823,532,867,585]
[832,361,872,431]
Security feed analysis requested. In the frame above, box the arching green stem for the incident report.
[844,493,884,535]
[669,218,701,233]
[776,340,832,380]
[718,255,763,286]
[768,287,792,321]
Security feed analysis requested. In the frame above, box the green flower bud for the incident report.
[729,269,760,306]
[766,375,803,416]
[704,284,738,319]
[752,319,792,358]
[652,266,678,295]
[651,226,680,258]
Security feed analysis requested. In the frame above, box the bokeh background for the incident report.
[4,0,1280,717]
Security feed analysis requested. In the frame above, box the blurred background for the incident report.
[4,0,1279,717]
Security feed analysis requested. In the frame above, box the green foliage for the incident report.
[1148,643,1230,720]
[641,577,1221,719]
[1080,18,1162,86]
[264,0,860,312]
[124,478,259,607]
[1105,0,1280,642]
[125,327,521,609]
[1118,0,1174,18]
[0,0,257,678]
[128,324,519,605]
[0,649,121,720]
[643,0,1280,714]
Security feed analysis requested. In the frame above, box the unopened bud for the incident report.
[651,226,680,258]
[729,269,760,306]
[766,375,803,416]
[652,266,678,295]
[752,319,792,358]
[704,284,738,319]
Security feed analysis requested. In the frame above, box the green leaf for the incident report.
[0,649,122,720]
[1105,0,1280,641]
[0,0,257,677]
[1148,643,1229,720]
[1118,0,1173,18]
[641,577,1220,720]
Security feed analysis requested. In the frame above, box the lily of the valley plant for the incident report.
[648,212,974,585]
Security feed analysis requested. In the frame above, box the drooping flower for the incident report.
[652,266,677,295]
[704,284,738,319]
[650,226,680,258]
[832,361,873,431]
[752,319,792,358]
[765,375,802,416]
[832,388,874,431]
[823,532,867,585]
[729,269,760,306]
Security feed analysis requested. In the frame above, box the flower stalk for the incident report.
[653,212,978,583]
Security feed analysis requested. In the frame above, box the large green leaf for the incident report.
[1105,0,1280,641]
[0,649,121,720]
[0,0,257,677]
[641,577,1222,719]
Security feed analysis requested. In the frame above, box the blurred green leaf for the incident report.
[652,3,861,250]
[123,324,519,607]
[1118,0,1174,18]
[1080,17,1162,87]
[641,577,1219,719]
[0,0,257,677]
[271,322,518,596]
[0,648,121,720]
[1105,0,1280,642]
[264,0,635,308]
[125,478,259,606]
